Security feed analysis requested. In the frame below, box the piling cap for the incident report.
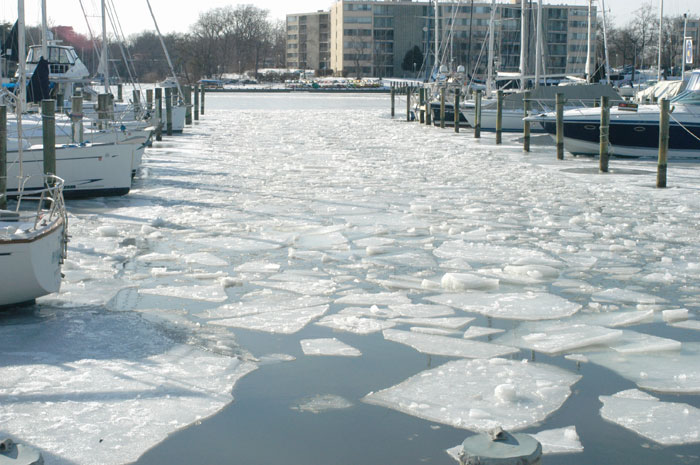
[0,438,44,465]
[459,427,542,465]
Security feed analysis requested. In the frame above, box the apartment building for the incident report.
[288,0,597,78]
[286,11,331,72]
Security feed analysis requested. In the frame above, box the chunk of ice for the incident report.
[670,320,700,331]
[462,326,505,339]
[382,329,518,359]
[300,338,362,357]
[662,308,689,322]
[427,292,581,321]
[139,284,228,303]
[588,343,700,393]
[363,358,580,431]
[441,273,499,291]
[210,305,329,334]
[599,390,700,445]
[335,292,412,306]
[592,288,665,305]
[532,426,584,454]
[434,240,555,266]
[392,317,474,330]
[389,303,455,318]
[315,314,396,334]
[290,394,353,414]
[497,322,623,355]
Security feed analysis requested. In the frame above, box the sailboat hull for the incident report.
[6,143,134,198]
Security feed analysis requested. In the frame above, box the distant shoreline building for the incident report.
[286,0,598,79]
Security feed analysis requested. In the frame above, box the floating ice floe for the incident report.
[335,292,412,306]
[210,304,329,334]
[300,338,362,357]
[497,322,623,355]
[441,273,500,291]
[427,292,581,321]
[234,261,281,273]
[587,343,700,394]
[182,252,229,267]
[139,284,228,303]
[391,316,474,329]
[463,326,505,339]
[592,288,666,305]
[382,329,518,358]
[389,303,455,318]
[609,330,682,354]
[599,389,700,445]
[574,309,655,328]
[315,314,396,334]
[434,240,555,266]
[257,353,296,365]
[290,394,354,414]
[363,358,580,431]
[410,326,462,336]
[202,295,329,319]
[0,311,256,465]
[670,319,700,331]
[662,308,689,322]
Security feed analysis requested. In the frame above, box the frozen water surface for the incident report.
[300,338,362,357]
[599,390,700,445]
[382,329,518,358]
[8,94,700,465]
[363,358,580,431]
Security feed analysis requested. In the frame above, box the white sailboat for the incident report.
[1,0,68,307]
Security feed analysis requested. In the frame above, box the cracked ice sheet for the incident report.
[139,284,228,303]
[434,240,556,266]
[315,314,396,334]
[363,358,580,432]
[0,311,256,465]
[300,338,362,357]
[496,322,624,355]
[446,426,583,460]
[427,292,581,321]
[201,295,329,319]
[391,316,474,329]
[599,390,700,445]
[335,292,412,306]
[209,305,329,334]
[592,288,666,305]
[383,329,518,359]
[587,342,700,394]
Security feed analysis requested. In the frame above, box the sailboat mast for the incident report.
[102,0,109,94]
[657,0,663,81]
[486,0,496,96]
[146,0,184,101]
[41,0,48,59]
[534,0,542,88]
[519,0,527,89]
[585,0,592,82]
[17,0,25,179]
[601,0,611,84]
[434,0,440,74]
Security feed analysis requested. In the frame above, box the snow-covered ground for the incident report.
[2,93,699,464]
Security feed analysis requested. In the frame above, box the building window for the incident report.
[374,17,394,28]
[346,16,372,24]
[344,4,371,11]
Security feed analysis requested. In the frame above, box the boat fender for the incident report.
[120,125,126,132]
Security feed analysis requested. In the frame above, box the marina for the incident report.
[2,92,700,464]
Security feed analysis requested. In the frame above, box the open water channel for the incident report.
[1,93,699,465]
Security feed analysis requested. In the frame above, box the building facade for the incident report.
[286,11,331,72]
[288,0,597,79]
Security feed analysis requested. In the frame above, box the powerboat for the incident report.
[528,71,700,158]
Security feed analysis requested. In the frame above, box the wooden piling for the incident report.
[599,96,610,172]
[155,88,163,141]
[185,85,192,125]
[146,89,153,112]
[200,84,205,115]
[406,86,411,122]
[117,84,123,102]
[419,88,425,124]
[56,93,64,112]
[555,93,564,160]
[657,98,669,188]
[97,94,110,130]
[71,95,83,144]
[391,85,395,117]
[0,105,6,210]
[496,90,503,144]
[451,89,459,133]
[41,99,56,181]
[165,87,173,136]
[133,89,141,119]
[440,88,445,129]
[474,90,482,138]
[425,89,432,125]
[194,85,200,121]
[523,90,531,152]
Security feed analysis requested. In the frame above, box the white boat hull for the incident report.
[0,219,65,306]
[463,108,544,133]
[6,143,134,198]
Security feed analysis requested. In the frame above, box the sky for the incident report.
[2,0,699,37]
